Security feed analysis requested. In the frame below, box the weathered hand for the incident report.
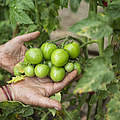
[0,31,40,73]
[9,70,78,110]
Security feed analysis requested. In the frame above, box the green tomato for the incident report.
[50,66,65,82]
[25,48,43,64]
[74,62,81,75]
[41,42,57,60]
[14,67,21,76]
[24,65,35,77]
[35,64,49,78]
[14,63,25,76]
[51,49,69,67]
[65,63,74,72]
[64,42,80,59]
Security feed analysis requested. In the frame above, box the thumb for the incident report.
[33,96,62,110]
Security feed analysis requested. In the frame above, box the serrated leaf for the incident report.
[0,101,34,119]
[9,0,33,25]
[10,9,33,25]
[74,56,115,94]
[9,0,35,11]
[69,13,113,39]
[48,92,61,116]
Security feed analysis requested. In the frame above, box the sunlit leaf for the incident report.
[74,56,115,94]
[69,13,113,39]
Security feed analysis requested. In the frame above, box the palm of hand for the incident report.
[11,70,77,110]
[0,31,79,110]
[0,32,40,73]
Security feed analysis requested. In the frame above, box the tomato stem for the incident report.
[97,38,104,56]
[80,40,98,49]
[89,0,97,17]
[87,94,93,120]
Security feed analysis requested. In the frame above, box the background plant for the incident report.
[0,0,120,120]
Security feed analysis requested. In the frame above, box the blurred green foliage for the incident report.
[0,0,120,120]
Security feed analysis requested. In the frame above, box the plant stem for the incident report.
[80,40,98,49]
[97,38,104,56]
[52,37,66,43]
[87,94,93,120]
[108,35,112,46]
[83,46,89,59]
[12,24,18,38]
[35,0,41,31]
[89,0,97,17]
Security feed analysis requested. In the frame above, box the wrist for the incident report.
[0,86,7,101]
[0,84,13,102]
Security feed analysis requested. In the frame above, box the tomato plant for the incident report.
[0,0,120,120]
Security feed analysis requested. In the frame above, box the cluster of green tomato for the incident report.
[14,42,81,82]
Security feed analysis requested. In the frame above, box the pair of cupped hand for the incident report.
[0,31,78,110]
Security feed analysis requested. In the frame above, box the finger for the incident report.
[74,74,82,81]
[32,96,62,110]
[13,31,40,43]
[52,70,78,94]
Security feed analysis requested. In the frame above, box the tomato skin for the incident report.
[24,65,35,77]
[50,66,65,82]
[25,48,43,64]
[35,64,49,78]
[14,63,25,76]
[14,67,22,76]
[24,57,29,64]
[74,62,81,75]
[41,42,57,60]
[65,63,74,72]
[64,42,80,59]
[51,49,69,67]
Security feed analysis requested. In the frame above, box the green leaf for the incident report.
[48,92,61,116]
[69,13,113,39]
[107,91,120,120]
[0,101,34,119]
[9,0,34,25]
[106,0,120,20]
[10,9,33,25]
[74,56,115,94]
[105,0,120,30]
